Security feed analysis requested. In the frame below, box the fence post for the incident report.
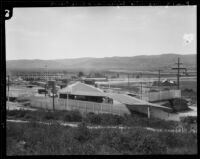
[147,106,150,119]
[85,103,87,114]
[64,99,66,110]
[97,104,99,114]
[101,104,102,114]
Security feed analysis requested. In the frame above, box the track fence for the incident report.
[28,96,130,116]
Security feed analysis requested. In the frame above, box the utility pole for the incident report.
[7,75,10,103]
[127,73,129,91]
[140,73,143,100]
[158,69,161,87]
[45,65,48,110]
[52,82,55,111]
[172,57,186,89]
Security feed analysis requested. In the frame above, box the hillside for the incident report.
[6,54,196,72]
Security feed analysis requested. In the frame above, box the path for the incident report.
[6,119,196,134]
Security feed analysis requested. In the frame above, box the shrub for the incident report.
[135,134,167,154]
[85,113,125,126]
[180,116,197,124]
[158,132,197,149]
[63,110,82,122]
[73,122,91,143]
[84,112,102,125]
[43,112,55,120]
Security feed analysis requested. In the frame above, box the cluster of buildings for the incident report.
[7,68,192,120]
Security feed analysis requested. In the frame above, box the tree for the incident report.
[78,71,84,77]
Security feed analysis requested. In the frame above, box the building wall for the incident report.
[17,72,64,81]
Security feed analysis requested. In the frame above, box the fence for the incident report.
[28,96,131,116]
[141,90,181,102]
[7,88,35,98]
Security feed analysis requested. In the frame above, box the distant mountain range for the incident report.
[6,54,196,72]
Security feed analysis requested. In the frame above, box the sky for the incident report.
[6,6,196,60]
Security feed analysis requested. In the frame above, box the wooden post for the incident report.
[147,106,150,119]
[85,103,87,113]
[7,75,9,103]
[67,93,69,110]
[52,84,55,111]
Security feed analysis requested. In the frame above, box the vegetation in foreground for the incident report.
[6,121,197,155]
[7,109,178,129]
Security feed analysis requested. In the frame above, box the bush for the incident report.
[180,116,197,124]
[84,113,125,126]
[135,134,167,154]
[63,110,82,122]
[84,112,102,125]
[42,112,56,120]
[158,132,197,149]
[73,122,91,143]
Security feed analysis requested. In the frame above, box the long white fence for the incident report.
[28,96,131,116]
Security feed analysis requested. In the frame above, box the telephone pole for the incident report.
[7,75,10,102]
[172,57,187,89]
[158,69,161,87]
[127,73,130,91]
[140,73,143,99]
[52,82,55,111]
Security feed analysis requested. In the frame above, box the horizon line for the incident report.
[6,53,196,61]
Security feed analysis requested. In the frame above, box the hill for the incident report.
[6,54,196,72]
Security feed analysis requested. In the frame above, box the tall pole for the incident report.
[172,57,186,90]
[147,106,150,119]
[177,57,180,89]
[140,73,143,99]
[52,82,55,111]
[67,92,69,110]
[158,69,161,101]
[7,75,9,103]
[45,65,47,110]
[127,73,129,91]
[158,69,161,87]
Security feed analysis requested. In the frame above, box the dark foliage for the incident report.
[6,122,197,155]
[7,109,177,129]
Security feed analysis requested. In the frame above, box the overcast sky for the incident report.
[6,6,196,60]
